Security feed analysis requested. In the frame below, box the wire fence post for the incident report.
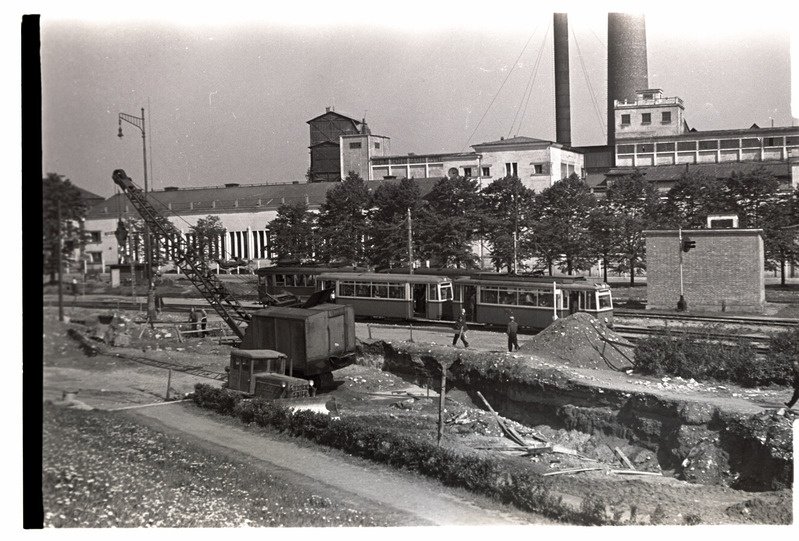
[166,368,172,400]
[367,323,372,339]
[409,324,414,342]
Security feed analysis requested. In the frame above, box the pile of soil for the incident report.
[520,313,634,371]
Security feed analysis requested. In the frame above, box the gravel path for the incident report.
[126,401,549,526]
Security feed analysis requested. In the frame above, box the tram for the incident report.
[256,264,367,303]
[452,274,614,330]
[317,272,455,321]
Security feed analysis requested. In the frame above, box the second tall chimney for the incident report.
[607,12,649,148]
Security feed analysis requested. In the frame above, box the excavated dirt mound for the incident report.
[519,313,635,371]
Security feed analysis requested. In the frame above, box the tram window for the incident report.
[285,275,296,287]
[340,281,355,297]
[499,288,516,305]
[539,292,554,307]
[440,284,453,301]
[274,274,285,287]
[388,284,405,299]
[583,291,596,310]
[306,275,316,286]
[480,287,499,304]
[429,284,439,301]
[373,284,388,298]
[356,282,371,297]
[598,292,612,309]
[519,291,537,306]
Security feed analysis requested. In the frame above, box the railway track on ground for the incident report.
[66,328,228,381]
[614,309,799,328]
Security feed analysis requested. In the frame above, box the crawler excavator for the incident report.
[112,169,355,396]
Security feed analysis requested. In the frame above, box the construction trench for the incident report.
[357,331,794,493]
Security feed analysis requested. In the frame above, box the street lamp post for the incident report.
[118,107,156,322]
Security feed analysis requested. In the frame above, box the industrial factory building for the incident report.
[78,12,799,276]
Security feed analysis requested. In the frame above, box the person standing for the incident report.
[506,315,519,352]
[452,309,469,348]
[200,308,208,338]
[785,360,799,409]
[189,307,198,334]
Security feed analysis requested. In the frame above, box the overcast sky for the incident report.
[37,2,799,198]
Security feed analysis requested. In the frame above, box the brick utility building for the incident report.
[644,229,765,313]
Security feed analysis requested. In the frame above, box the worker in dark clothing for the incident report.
[200,308,208,338]
[452,309,469,348]
[188,307,199,334]
[507,315,519,352]
[785,360,799,409]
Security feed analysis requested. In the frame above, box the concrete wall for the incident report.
[645,229,765,312]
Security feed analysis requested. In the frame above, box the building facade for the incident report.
[644,229,765,313]
[308,108,385,182]
[82,181,333,273]
[613,89,799,174]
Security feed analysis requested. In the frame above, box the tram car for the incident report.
[452,273,614,330]
[317,272,455,321]
[256,264,367,304]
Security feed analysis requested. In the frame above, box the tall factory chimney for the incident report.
[553,13,571,147]
[607,12,648,147]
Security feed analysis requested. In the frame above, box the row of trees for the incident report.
[268,168,799,285]
[43,166,799,286]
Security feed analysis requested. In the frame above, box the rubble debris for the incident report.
[520,312,634,371]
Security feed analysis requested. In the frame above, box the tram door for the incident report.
[413,284,426,316]
[569,291,579,315]
[462,285,477,321]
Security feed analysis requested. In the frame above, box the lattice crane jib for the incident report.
[112,169,249,339]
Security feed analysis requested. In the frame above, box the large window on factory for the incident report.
[505,163,518,177]
[641,113,651,125]
[661,111,672,123]
[620,114,630,126]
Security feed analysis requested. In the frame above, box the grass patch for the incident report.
[42,402,407,527]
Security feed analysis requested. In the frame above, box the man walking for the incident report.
[506,315,519,352]
[452,309,469,348]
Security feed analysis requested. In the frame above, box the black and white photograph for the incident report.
[26,0,799,531]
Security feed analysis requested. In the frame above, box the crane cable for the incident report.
[460,23,542,152]
[571,24,607,139]
[509,23,551,138]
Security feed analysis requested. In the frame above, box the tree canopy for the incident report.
[42,174,87,282]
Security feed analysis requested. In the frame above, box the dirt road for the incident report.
[123,401,549,526]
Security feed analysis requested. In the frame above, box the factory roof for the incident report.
[86,176,446,221]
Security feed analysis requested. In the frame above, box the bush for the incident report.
[633,329,762,387]
[191,384,613,524]
[765,327,799,385]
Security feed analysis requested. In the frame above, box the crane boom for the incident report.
[112,168,249,339]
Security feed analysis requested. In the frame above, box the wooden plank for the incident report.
[611,469,662,476]
[542,467,603,477]
[614,447,636,470]
[174,325,184,343]
[476,391,528,447]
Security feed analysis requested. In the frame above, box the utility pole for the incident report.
[407,208,414,274]
[57,200,64,322]
[677,228,687,311]
[119,107,156,322]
